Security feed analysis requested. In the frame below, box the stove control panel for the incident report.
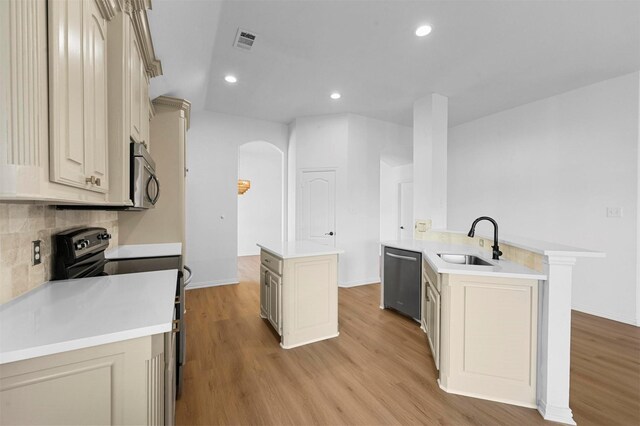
[55,227,111,264]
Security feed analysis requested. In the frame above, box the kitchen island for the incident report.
[257,241,344,349]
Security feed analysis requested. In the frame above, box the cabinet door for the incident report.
[259,265,269,319]
[425,281,440,370]
[140,72,150,148]
[49,0,108,192]
[164,331,176,426]
[268,272,282,335]
[49,0,87,187]
[83,0,108,192]
[129,23,142,143]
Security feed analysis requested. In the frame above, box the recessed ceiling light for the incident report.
[330,92,341,100]
[415,25,432,37]
[224,75,237,83]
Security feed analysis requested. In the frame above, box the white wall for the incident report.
[448,72,640,325]
[187,111,288,287]
[380,162,413,242]
[237,142,283,256]
[290,113,411,286]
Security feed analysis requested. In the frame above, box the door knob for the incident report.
[400,226,405,229]
[325,232,334,236]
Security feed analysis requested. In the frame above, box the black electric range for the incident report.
[53,226,185,398]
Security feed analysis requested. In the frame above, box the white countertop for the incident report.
[257,240,345,259]
[105,243,182,260]
[382,240,547,280]
[0,270,178,365]
[431,229,605,258]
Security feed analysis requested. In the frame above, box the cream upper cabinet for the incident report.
[140,72,151,148]
[1,0,161,204]
[106,2,161,205]
[83,0,109,191]
[49,0,110,193]
[129,25,143,144]
[128,21,152,150]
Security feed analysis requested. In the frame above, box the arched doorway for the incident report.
[237,141,284,256]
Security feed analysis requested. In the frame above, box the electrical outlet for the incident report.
[32,240,41,265]
[479,239,485,247]
[606,207,623,218]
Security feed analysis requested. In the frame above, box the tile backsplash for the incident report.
[0,204,119,304]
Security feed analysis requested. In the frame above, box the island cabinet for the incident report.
[0,333,176,425]
[438,274,538,408]
[259,248,340,349]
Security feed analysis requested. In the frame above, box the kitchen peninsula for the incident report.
[382,231,605,425]
[257,241,344,349]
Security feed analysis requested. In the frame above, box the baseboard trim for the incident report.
[339,277,380,288]
[186,279,239,290]
[281,332,340,349]
[537,399,576,425]
[437,379,537,410]
[571,305,638,326]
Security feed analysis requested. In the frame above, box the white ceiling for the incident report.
[149,0,640,127]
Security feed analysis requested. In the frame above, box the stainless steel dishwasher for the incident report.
[383,246,421,321]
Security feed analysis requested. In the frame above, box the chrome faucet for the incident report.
[467,216,503,260]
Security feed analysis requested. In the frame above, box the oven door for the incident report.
[132,156,160,209]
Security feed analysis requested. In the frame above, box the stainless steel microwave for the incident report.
[130,142,160,210]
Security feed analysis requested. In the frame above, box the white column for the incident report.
[537,255,577,425]
[413,94,448,230]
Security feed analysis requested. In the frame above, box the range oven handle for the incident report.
[184,265,192,285]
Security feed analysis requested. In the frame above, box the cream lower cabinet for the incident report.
[259,250,339,349]
[0,333,176,425]
[421,259,441,370]
[439,274,538,408]
[260,264,282,334]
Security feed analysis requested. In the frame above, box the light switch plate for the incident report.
[606,207,623,218]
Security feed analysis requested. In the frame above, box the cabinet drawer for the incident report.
[261,250,283,275]
[423,258,441,292]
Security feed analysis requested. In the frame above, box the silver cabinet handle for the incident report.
[386,252,417,262]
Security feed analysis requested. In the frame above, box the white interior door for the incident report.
[298,170,336,246]
[398,181,413,240]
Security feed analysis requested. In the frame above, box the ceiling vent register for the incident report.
[234,28,257,50]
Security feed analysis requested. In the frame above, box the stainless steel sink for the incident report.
[437,253,493,266]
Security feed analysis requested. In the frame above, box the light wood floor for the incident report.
[176,256,640,425]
